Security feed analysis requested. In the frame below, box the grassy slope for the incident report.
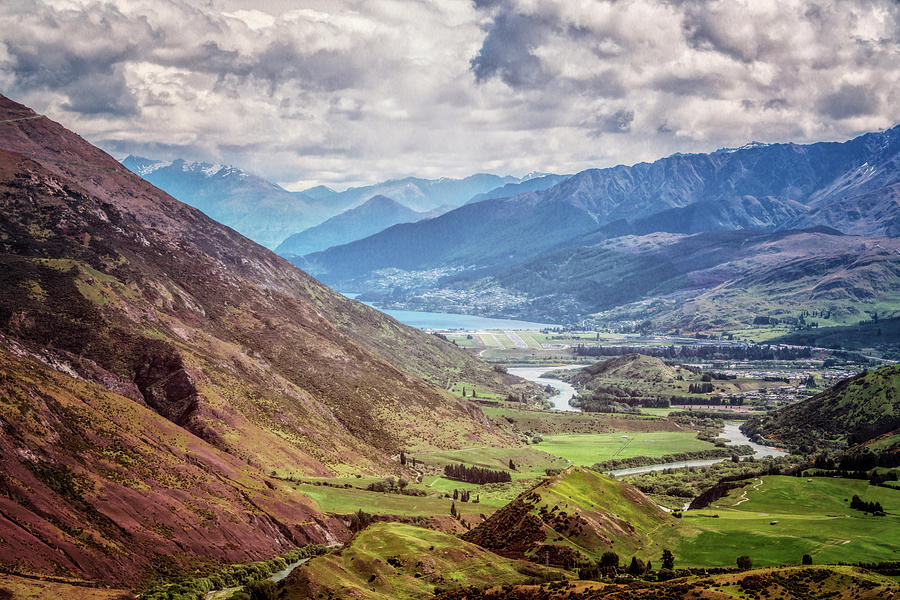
[463,467,688,564]
[534,432,715,466]
[0,573,129,600]
[433,566,900,599]
[745,364,900,452]
[676,475,900,567]
[283,522,569,600]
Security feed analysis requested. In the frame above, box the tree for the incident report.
[509,459,516,470]
[801,554,812,565]
[450,501,457,518]
[600,551,619,568]
[246,579,277,600]
[661,549,675,570]
[399,451,406,465]
[628,556,645,576]
[737,555,753,570]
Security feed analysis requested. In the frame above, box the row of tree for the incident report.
[574,344,812,360]
[850,494,885,515]
[443,463,511,484]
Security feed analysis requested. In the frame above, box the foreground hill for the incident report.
[0,94,524,581]
[0,344,342,583]
[743,364,900,453]
[462,467,682,566]
[283,522,569,600]
[432,566,899,600]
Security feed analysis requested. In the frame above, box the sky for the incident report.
[1,0,897,191]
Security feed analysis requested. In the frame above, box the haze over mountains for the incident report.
[276,195,449,258]
[298,125,900,327]
[124,155,564,252]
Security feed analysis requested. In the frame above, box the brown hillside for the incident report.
[0,94,523,582]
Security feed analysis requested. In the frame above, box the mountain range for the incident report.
[0,94,534,583]
[276,195,450,257]
[299,125,900,328]
[121,155,340,249]
[124,156,565,252]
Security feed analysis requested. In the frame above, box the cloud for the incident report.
[0,0,896,189]
[817,83,880,120]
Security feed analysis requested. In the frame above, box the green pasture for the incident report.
[676,475,900,567]
[534,432,715,465]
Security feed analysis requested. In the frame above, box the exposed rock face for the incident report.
[133,352,199,426]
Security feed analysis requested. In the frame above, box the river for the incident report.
[204,558,309,599]
[608,421,787,477]
[507,365,581,411]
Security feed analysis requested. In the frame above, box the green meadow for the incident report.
[677,475,900,567]
[534,431,716,465]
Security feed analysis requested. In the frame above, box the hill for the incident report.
[571,354,679,385]
[121,155,339,249]
[0,94,526,582]
[276,195,425,257]
[462,467,682,567]
[282,522,569,600]
[431,566,900,600]
[743,364,900,453]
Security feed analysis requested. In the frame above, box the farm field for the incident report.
[411,445,569,476]
[534,431,716,465]
[676,475,900,567]
[290,482,495,517]
[480,405,682,434]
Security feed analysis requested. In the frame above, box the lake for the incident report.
[342,294,557,330]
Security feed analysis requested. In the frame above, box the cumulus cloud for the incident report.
[0,0,896,189]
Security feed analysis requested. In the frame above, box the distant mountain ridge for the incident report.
[276,195,447,257]
[122,155,338,249]
[124,155,556,251]
[301,125,900,327]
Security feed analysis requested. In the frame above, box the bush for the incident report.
[246,580,277,600]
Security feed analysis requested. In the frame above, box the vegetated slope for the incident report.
[412,227,900,326]
[0,342,344,584]
[570,354,679,386]
[304,126,900,288]
[462,467,682,567]
[283,522,569,600]
[772,316,900,351]
[276,195,424,257]
[743,364,900,453]
[432,566,899,600]
[0,94,525,578]
[122,155,338,249]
